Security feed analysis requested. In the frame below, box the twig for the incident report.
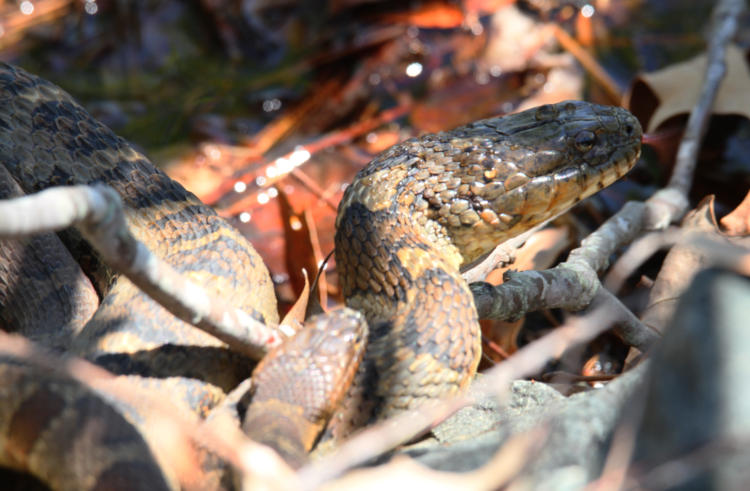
[461,218,554,283]
[667,0,744,196]
[604,228,683,294]
[627,434,750,490]
[596,289,659,351]
[322,426,549,491]
[0,185,283,360]
[471,201,645,318]
[550,24,622,104]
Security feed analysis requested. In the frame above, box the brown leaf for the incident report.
[484,227,570,285]
[383,3,465,29]
[627,45,750,132]
[480,227,570,359]
[278,188,319,299]
[280,269,309,334]
[720,189,750,236]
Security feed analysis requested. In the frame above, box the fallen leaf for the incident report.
[278,188,320,300]
[280,269,309,335]
[627,45,750,132]
[720,189,750,236]
[485,227,570,284]
[383,3,465,29]
[480,227,570,359]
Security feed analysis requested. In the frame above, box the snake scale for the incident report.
[0,62,642,488]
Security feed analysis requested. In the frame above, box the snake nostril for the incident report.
[625,124,634,136]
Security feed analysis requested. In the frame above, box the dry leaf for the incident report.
[720,189,750,236]
[627,45,750,132]
[382,3,465,28]
[480,227,570,359]
[484,227,570,285]
[280,270,310,334]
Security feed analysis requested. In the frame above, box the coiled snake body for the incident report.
[0,62,642,488]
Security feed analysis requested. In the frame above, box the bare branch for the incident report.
[471,201,645,318]
[667,0,744,196]
[0,184,283,360]
[595,289,659,351]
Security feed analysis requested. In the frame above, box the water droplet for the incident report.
[262,98,282,112]
[20,1,34,15]
[289,147,311,166]
[233,181,247,193]
[289,216,302,231]
[275,157,293,173]
[239,212,251,223]
[84,0,98,15]
[581,4,595,18]
[405,62,423,78]
[205,145,221,161]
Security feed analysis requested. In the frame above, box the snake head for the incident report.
[433,101,643,265]
[476,100,642,179]
[336,100,642,268]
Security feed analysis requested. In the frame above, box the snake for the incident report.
[0,62,642,488]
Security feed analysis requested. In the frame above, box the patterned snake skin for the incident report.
[0,62,642,488]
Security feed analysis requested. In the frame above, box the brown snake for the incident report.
[0,62,642,488]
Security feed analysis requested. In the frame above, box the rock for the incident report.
[399,366,645,489]
[630,268,750,490]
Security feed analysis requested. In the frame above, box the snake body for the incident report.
[0,62,642,487]
[0,62,278,417]
[330,100,641,435]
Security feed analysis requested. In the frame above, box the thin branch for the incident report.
[667,0,744,196]
[550,24,622,104]
[596,289,660,351]
[0,184,283,360]
[471,201,645,319]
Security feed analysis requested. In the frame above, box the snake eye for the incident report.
[575,131,596,152]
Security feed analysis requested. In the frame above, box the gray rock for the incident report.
[630,268,750,490]
[399,365,645,489]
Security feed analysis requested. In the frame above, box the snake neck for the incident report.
[333,198,482,430]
